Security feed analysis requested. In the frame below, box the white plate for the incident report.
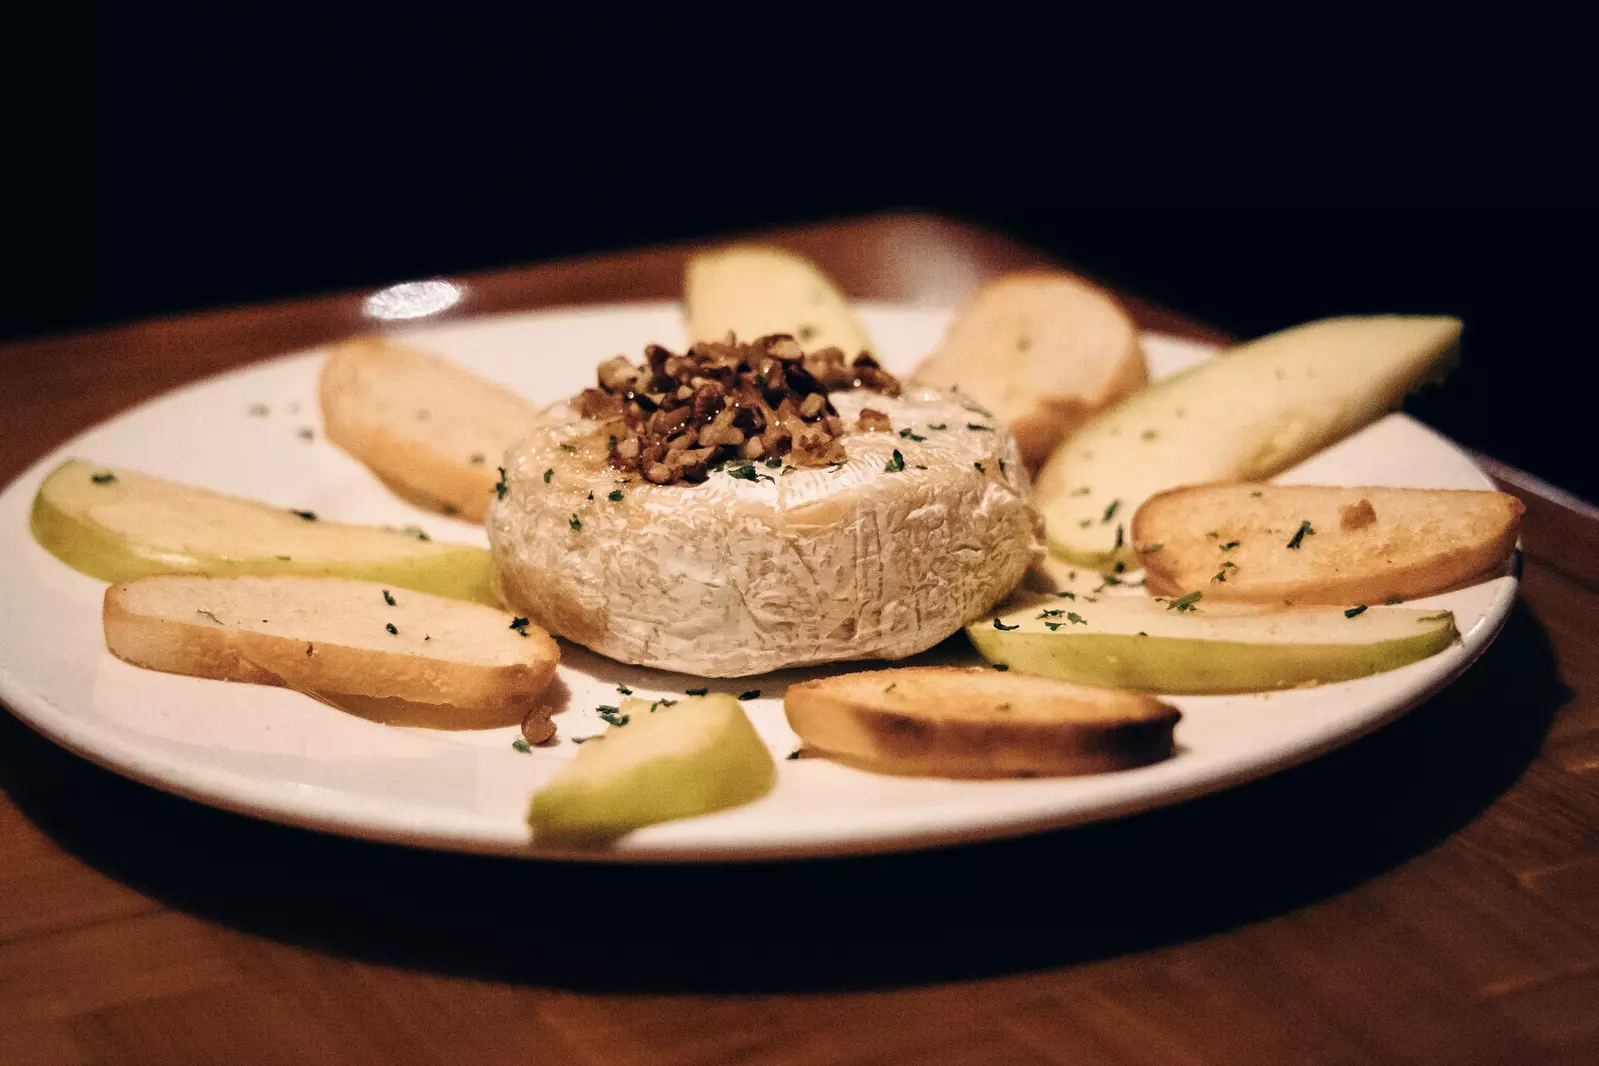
[0,303,1516,860]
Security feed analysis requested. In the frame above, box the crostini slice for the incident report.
[320,335,543,522]
[104,575,559,727]
[911,271,1148,469]
[784,666,1179,778]
[1133,483,1522,604]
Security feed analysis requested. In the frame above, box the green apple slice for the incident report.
[684,244,874,355]
[30,459,497,606]
[528,694,775,847]
[967,594,1458,694]
[1036,315,1462,570]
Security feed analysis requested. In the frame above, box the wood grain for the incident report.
[2,212,1596,1064]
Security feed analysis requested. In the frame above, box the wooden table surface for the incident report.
[2,214,1596,1066]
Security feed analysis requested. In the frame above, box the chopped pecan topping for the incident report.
[573,334,900,484]
[857,408,892,432]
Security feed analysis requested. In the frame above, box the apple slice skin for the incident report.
[968,627,1457,694]
[966,602,1459,694]
[528,695,776,848]
[30,460,498,607]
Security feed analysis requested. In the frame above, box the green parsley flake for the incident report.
[385,622,398,635]
[571,735,601,744]
[1345,605,1369,618]
[727,461,773,483]
[1220,540,1240,551]
[685,687,708,696]
[608,489,623,501]
[1071,486,1092,496]
[1067,612,1087,625]
[617,685,632,695]
[1045,621,1063,631]
[382,589,396,606]
[929,423,947,431]
[402,526,431,541]
[509,617,530,636]
[596,706,630,727]
[497,468,510,498]
[993,617,1020,631]
[1103,499,1121,523]
[765,457,784,468]
[738,690,761,700]
[1057,591,1076,599]
[559,443,576,452]
[1286,520,1315,549]
[511,738,532,753]
[885,449,905,473]
[90,472,117,485]
[291,510,317,521]
[1140,544,1163,554]
[974,462,986,473]
[542,468,553,484]
[1167,591,1203,613]
[898,428,926,442]
[1386,595,1403,605]
[967,423,993,431]
[786,750,801,760]
[569,514,582,531]
[992,663,1009,671]
[1114,524,1125,551]
[1038,609,1065,618]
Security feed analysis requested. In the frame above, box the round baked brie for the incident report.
[487,387,1043,677]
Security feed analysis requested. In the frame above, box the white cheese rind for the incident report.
[487,388,1043,676]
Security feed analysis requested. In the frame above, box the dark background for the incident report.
[10,16,1589,500]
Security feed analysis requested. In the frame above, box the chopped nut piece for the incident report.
[857,408,892,432]
[1340,499,1378,530]
[596,356,638,391]
[645,462,674,484]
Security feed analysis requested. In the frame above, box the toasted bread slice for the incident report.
[911,272,1148,468]
[104,575,559,727]
[683,245,873,355]
[784,667,1178,778]
[1133,483,1523,604]
[320,336,542,521]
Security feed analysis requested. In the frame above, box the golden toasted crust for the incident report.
[103,575,558,725]
[784,666,1178,778]
[1133,483,1523,605]
[319,336,542,521]
[912,271,1148,469]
